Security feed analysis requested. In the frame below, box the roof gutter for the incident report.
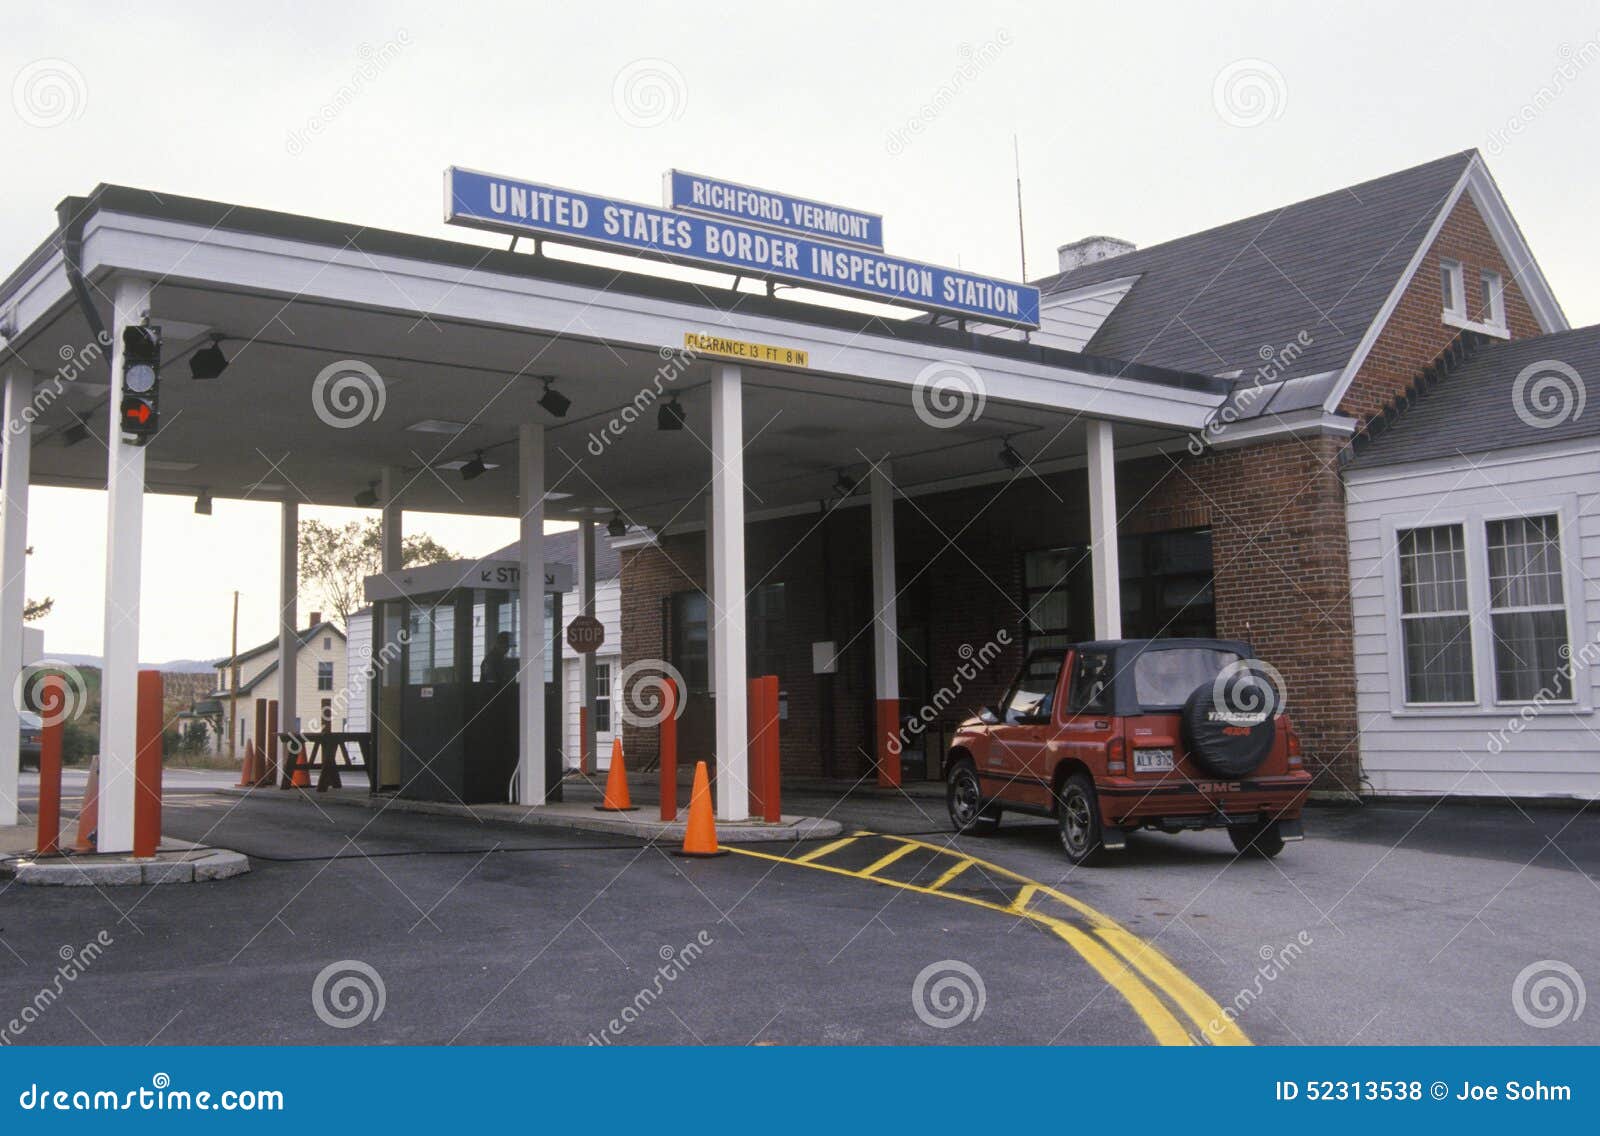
[55,195,115,379]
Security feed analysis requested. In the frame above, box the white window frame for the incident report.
[1380,494,1591,717]
[1479,269,1507,330]
[1481,506,1577,707]
[1440,258,1465,318]
[1393,519,1478,708]
[593,660,614,735]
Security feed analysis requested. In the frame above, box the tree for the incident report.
[23,547,50,621]
[298,517,455,626]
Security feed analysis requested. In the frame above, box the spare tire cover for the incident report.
[1180,661,1280,779]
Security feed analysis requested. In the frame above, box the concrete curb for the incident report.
[218,785,844,843]
[2,842,251,887]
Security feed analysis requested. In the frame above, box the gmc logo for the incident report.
[1193,781,1242,793]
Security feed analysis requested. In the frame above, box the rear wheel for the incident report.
[946,760,1000,835]
[1228,820,1286,859]
[1057,773,1106,865]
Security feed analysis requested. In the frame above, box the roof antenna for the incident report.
[1013,133,1028,281]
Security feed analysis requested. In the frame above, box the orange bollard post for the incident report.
[747,678,766,819]
[595,737,637,811]
[760,675,781,823]
[35,675,65,856]
[267,700,283,788]
[133,669,164,858]
[579,706,589,776]
[674,760,727,857]
[253,699,270,786]
[72,755,99,853]
[658,679,678,822]
[876,698,901,788]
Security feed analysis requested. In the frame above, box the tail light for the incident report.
[1105,736,1127,774]
[1285,720,1302,767]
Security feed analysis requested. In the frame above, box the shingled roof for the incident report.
[1034,151,1479,389]
[1344,324,1600,469]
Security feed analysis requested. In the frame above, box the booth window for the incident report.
[670,591,709,693]
[407,601,457,684]
[1022,546,1085,652]
[594,662,613,732]
[748,583,786,678]
[1397,524,1475,703]
[1022,529,1214,649]
[1487,514,1570,702]
[317,661,334,691]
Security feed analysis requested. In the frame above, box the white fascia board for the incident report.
[1202,408,1358,450]
[1343,433,1600,487]
[1323,155,1569,416]
[1039,273,1142,310]
[76,210,1221,431]
[0,250,73,350]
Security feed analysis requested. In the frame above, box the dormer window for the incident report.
[1440,259,1465,317]
[1480,270,1506,329]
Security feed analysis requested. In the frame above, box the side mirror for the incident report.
[977,706,1000,726]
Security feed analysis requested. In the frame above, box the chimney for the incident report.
[1057,235,1136,274]
[309,611,322,628]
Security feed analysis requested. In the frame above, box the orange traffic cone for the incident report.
[595,738,638,812]
[235,740,258,788]
[289,739,311,789]
[674,760,728,857]
[72,755,99,853]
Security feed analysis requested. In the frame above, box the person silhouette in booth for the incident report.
[480,631,514,685]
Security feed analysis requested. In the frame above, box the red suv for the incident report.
[945,639,1309,864]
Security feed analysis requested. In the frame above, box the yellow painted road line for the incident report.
[1097,926,1250,1046]
[729,838,1248,1049]
[858,841,918,878]
[928,858,973,891]
[793,835,858,864]
[728,844,1209,1046]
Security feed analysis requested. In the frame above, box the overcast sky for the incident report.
[5,0,1599,661]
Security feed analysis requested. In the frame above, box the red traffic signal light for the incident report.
[119,323,161,445]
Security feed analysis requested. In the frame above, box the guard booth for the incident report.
[363,557,575,804]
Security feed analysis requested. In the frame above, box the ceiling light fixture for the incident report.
[606,511,627,539]
[833,470,857,499]
[657,395,685,431]
[537,376,571,419]
[998,440,1024,471]
[189,336,229,380]
[460,452,487,481]
[194,489,213,515]
[354,482,379,508]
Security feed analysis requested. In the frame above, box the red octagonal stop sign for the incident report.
[566,614,605,654]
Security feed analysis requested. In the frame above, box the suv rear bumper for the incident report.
[1096,773,1311,830]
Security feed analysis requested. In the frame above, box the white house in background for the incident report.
[1343,325,1600,800]
[204,614,348,751]
[344,527,624,770]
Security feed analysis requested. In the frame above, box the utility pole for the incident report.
[1014,134,1028,280]
[227,590,239,764]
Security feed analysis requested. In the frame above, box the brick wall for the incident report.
[1339,192,1544,424]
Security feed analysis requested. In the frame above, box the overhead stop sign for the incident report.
[566,614,605,655]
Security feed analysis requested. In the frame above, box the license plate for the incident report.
[1133,748,1175,772]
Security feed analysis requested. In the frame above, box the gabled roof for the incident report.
[1033,152,1480,386]
[1344,325,1600,470]
[491,526,623,584]
[213,620,343,672]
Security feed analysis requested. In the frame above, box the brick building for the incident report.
[617,150,1567,794]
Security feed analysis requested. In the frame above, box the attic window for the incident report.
[1440,260,1465,317]
[1480,270,1506,329]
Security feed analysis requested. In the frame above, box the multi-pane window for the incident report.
[1487,515,1570,702]
[1479,270,1506,328]
[1440,259,1465,316]
[670,591,709,693]
[748,583,787,678]
[317,660,334,691]
[1397,524,1475,703]
[1022,529,1214,651]
[594,662,613,733]
[1022,547,1085,653]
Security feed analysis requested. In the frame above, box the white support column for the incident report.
[579,518,597,773]
[710,364,748,822]
[869,461,900,786]
[1086,419,1122,641]
[703,494,715,697]
[379,465,403,574]
[517,424,546,805]
[97,276,153,853]
[279,500,299,733]
[0,367,34,827]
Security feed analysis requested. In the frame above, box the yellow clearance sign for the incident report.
[683,332,809,369]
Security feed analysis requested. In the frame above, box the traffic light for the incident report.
[119,323,161,444]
